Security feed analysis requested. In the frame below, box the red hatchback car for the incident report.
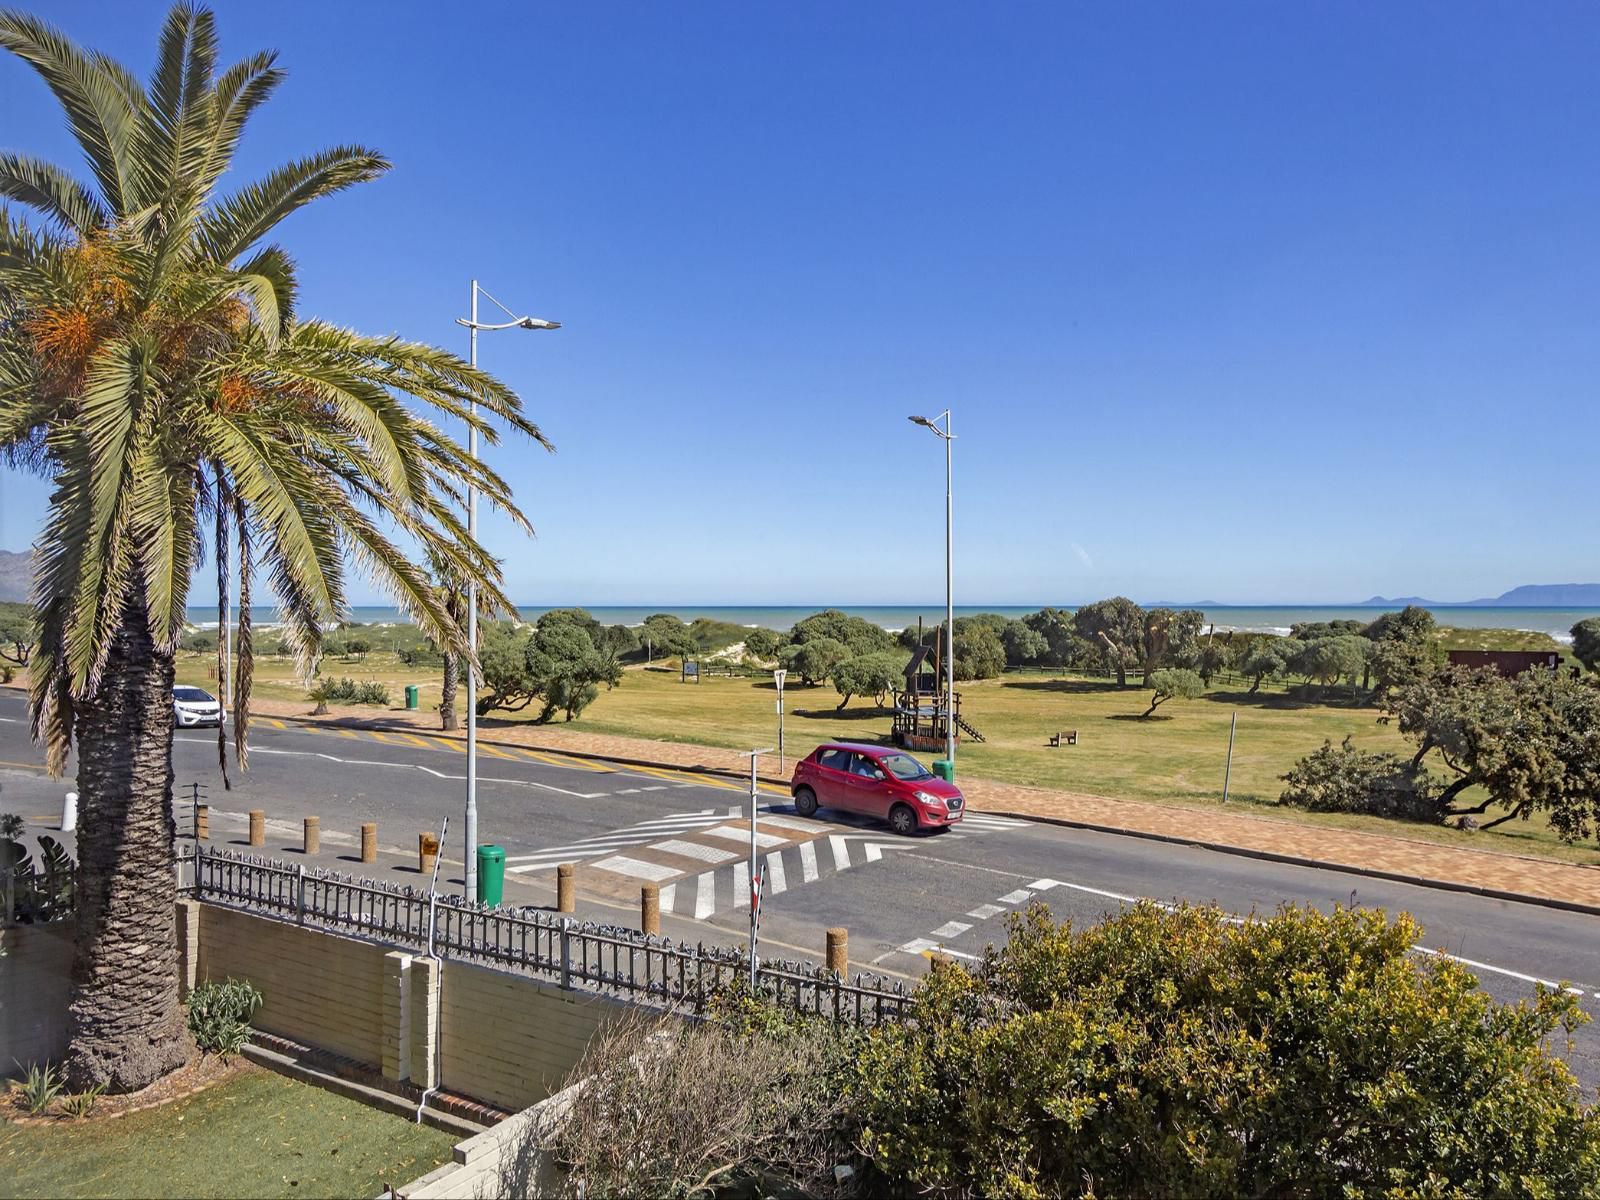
[790,743,965,835]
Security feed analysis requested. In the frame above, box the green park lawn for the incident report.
[0,1066,455,1200]
[177,639,1600,869]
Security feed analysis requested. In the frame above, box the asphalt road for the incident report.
[5,687,1600,1087]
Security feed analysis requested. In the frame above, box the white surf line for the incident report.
[798,841,819,884]
[693,872,716,919]
[765,850,787,895]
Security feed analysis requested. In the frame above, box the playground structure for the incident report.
[891,631,985,750]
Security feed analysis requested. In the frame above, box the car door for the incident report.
[839,752,891,819]
[812,748,853,808]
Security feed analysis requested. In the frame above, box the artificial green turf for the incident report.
[0,1066,457,1200]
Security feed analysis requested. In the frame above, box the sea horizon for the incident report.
[183,603,1599,641]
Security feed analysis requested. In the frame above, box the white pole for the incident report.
[944,410,955,770]
[465,279,479,898]
[1222,711,1237,803]
[774,669,786,776]
[61,791,77,834]
[749,751,759,986]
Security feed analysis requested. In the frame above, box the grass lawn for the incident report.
[0,1065,455,1200]
[175,643,1600,868]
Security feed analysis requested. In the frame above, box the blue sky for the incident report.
[2,2,1597,605]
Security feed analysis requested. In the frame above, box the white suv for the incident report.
[173,686,226,727]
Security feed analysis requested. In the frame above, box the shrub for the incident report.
[1280,736,1440,821]
[19,1062,63,1115]
[850,902,1600,1198]
[186,977,263,1058]
[310,677,390,706]
[58,1083,106,1119]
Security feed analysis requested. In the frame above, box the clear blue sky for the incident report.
[2,2,1597,606]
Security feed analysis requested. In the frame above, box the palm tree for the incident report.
[0,5,549,1091]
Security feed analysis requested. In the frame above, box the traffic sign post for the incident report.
[746,746,773,987]
[773,669,787,776]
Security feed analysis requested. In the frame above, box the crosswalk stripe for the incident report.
[661,883,676,913]
[998,888,1034,905]
[733,861,749,910]
[694,872,716,919]
[799,841,818,883]
[765,850,787,895]
[931,920,972,939]
[592,855,679,882]
[967,903,1005,920]
[649,839,738,864]
[828,836,851,872]
[703,825,787,848]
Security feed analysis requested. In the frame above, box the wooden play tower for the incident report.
[891,622,984,750]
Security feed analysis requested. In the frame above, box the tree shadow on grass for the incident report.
[1002,678,1136,696]
[792,706,892,721]
[1106,713,1173,722]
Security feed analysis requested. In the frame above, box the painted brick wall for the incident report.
[0,922,73,1074]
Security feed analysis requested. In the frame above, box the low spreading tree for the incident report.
[476,622,538,714]
[1141,667,1203,717]
[639,614,697,662]
[1020,606,1079,668]
[1239,638,1293,693]
[788,609,894,657]
[741,627,781,663]
[830,652,902,710]
[1001,621,1047,667]
[1573,617,1600,675]
[781,637,848,686]
[850,902,1600,1198]
[1073,597,1145,686]
[952,623,1006,680]
[1292,634,1372,698]
[0,601,32,668]
[1280,736,1440,821]
[525,617,621,722]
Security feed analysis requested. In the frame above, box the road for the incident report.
[4,687,1600,1086]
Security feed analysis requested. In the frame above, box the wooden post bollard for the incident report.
[418,832,439,874]
[303,816,320,856]
[360,822,377,864]
[826,927,848,976]
[641,882,660,935]
[195,804,209,840]
[248,810,264,847]
[557,863,575,913]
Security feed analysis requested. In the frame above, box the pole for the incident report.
[1222,711,1237,803]
[464,279,479,898]
[749,750,758,986]
[774,670,786,776]
[944,410,955,769]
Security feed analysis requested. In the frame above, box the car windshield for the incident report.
[173,687,213,703]
[879,753,932,781]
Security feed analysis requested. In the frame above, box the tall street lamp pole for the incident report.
[457,280,560,897]
[910,411,955,771]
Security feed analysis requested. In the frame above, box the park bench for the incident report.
[1048,730,1078,747]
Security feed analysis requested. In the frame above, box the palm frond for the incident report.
[0,153,108,232]
[198,146,389,263]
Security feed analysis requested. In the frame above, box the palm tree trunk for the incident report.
[440,652,459,731]
[66,583,190,1092]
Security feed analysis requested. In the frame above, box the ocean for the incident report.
[183,603,1598,641]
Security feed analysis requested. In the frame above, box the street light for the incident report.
[909,411,955,772]
[773,669,787,776]
[456,280,560,898]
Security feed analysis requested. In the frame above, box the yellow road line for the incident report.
[625,762,745,791]
[518,748,613,773]
[370,731,431,750]
[261,718,287,730]
[429,737,466,753]
[477,742,520,761]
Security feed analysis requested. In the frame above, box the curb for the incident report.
[260,707,1600,920]
[983,808,1600,920]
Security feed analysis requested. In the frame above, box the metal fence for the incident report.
[185,845,911,1026]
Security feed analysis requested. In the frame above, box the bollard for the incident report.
[418,832,439,874]
[248,809,265,847]
[641,882,660,935]
[61,791,78,834]
[360,822,377,864]
[557,863,575,913]
[195,804,209,841]
[826,927,848,976]
[303,816,320,856]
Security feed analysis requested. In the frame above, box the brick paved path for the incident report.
[251,697,1600,913]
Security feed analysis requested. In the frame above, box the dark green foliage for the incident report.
[830,652,904,709]
[639,614,697,661]
[477,620,538,712]
[1279,736,1440,821]
[1001,621,1048,667]
[594,624,639,660]
[0,600,32,666]
[1021,607,1080,667]
[1073,597,1145,686]
[953,623,1006,680]
[1289,618,1366,641]
[1239,638,1295,692]
[179,629,217,652]
[781,637,848,686]
[1195,638,1228,684]
[688,618,748,654]
[526,618,622,722]
[788,609,894,657]
[186,977,263,1058]
[311,677,389,706]
[1141,667,1204,717]
[1141,607,1205,680]
[20,1063,63,1115]
[1291,634,1373,696]
[1573,618,1600,674]
[741,627,781,662]
[8,834,78,924]
[1390,666,1600,840]
[849,902,1600,1198]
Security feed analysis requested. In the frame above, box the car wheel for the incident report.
[794,787,818,818]
[889,803,917,836]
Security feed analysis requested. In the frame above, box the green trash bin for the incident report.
[932,758,954,783]
[476,844,506,906]
[404,684,420,710]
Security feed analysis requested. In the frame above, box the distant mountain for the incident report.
[0,549,30,603]
[1358,584,1600,608]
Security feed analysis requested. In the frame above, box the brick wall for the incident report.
[0,922,73,1073]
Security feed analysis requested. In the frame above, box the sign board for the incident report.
[682,659,700,683]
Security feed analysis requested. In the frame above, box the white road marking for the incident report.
[1412,946,1586,996]
[931,920,972,939]
[702,825,786,849]
[799,841,819,883]
[766,850,787,895]
[640,785,667,792]
[590,855,679,882]
[760,814,833,833]
[967,903,1006,920]
[693,872,716,919]
[649,839,739,864]
[899,937,939,955]
[828,836,852,872]
[998,888,1035,905]
[733,861,749,910]
[660,883,676,912]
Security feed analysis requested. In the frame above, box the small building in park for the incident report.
[1446,649,1562,678]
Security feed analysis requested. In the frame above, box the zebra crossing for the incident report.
[504,804,1035,922]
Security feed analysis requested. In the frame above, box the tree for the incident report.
[742,627,781,663]
[781,637,847,686]
[1293,635,1372,698]
[639,614,696,662]
[1389,666,1600,839]
[1573,618,1600,674]
[851,902,1600,1197]
[1289,618,1365,641]
[1239,639,1293,693]
[1021,607,1079,668]
[1140,667,1204,718]
[789,609,893,657]
[424,548,467,732]
[593,623,638,661]
[0,8,553,1090]
[1195,637,1228,685]
[0,600,32,667]
[1073,597,1145,687]
[1364,605,1443,699]
[1001,621,1047,668]
[830,652,902,710]
[952,623,1005,681]
[1139,607,1205,683]
[476,622,538,714]
[1279,736,1439,821]
[525,619,621,722]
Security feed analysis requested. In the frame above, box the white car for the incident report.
[173,686,226,728]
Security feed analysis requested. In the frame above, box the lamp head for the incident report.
[518,316,561,330]
[909,415,935,429]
